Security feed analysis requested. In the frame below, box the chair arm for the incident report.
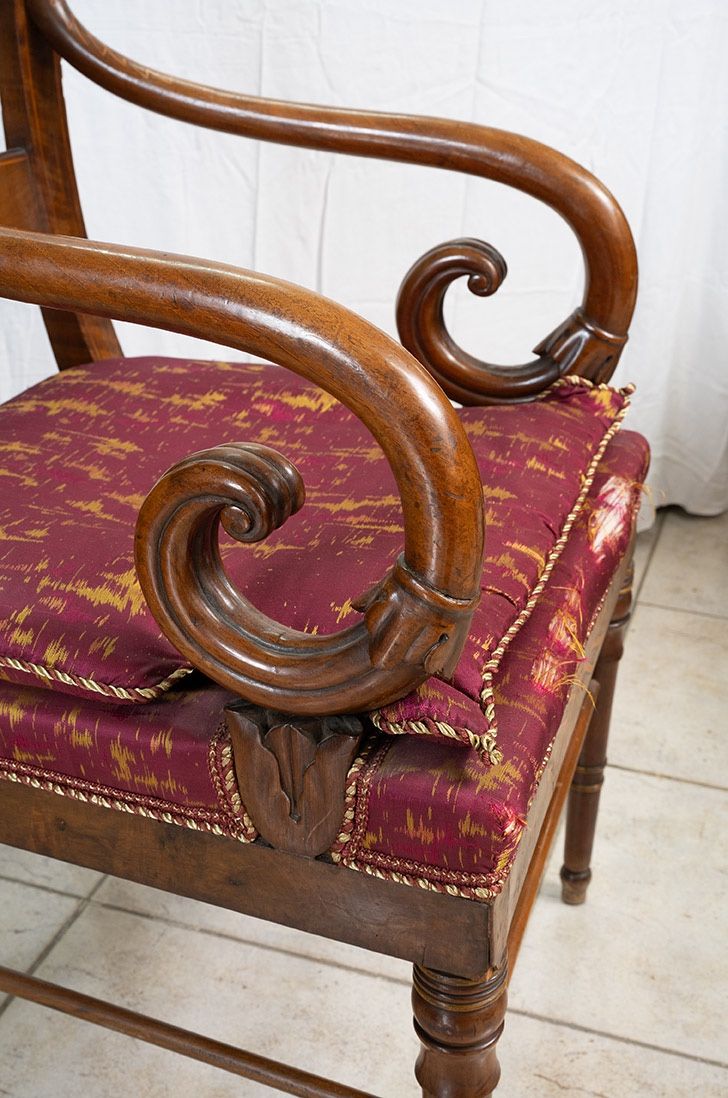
[29,0,638,402]
[0,227,484,716]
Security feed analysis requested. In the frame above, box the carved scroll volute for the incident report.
[225,703,362,856]
[0,226,483,719]
[136,440,481,717]
[397,238,629,405]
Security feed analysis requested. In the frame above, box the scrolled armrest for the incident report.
[29,0,638,402]
[396,240,631,405]
[0,227,484,715]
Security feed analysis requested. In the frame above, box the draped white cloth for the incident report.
[1,0,726,517]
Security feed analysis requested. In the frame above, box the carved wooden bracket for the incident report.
[354,556,480,678]
[225,703,362,857]
[397,240,630,404]
[534,308,628,385]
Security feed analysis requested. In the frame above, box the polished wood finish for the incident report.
[397,243,630,404]
[0,0,120,365]
[0,965,375,1098]
[137,442,482,717]
[0,5,642,1093]
[0,776,493,978]
[506,682,599,970]
[24,0,635,399]
[412,965,508,1098]
[226,704,362,857]
[0,227,484,716]
[0,149,41,229]
[488,542,632,965]
[560,564,634,905]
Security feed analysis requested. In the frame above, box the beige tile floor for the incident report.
[0,508,726,1096]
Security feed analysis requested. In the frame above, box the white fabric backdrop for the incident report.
[1,0,726,517]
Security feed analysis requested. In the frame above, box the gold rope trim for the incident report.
[369,712,502,765]
[207,723,257,840]
[0,656,193,703]
[371,376,635,759]
[331,519,642,903]
[330,736,379,853]
[330,856,500,902]
[329,738,511,900]
[477,389,633,738]
[536,374,635,399]
[0,756,255,843]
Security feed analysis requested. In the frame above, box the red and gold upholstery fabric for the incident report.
[0,428,647,900]
[0,677,254,842]
[0,356,636,759]
[331,431,648,897]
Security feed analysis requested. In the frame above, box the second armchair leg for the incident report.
[560,561,634,905]
[412,962,507,1097]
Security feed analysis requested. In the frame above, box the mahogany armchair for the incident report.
[0,2,648,1095]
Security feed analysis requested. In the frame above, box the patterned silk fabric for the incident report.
[0,357,632,757]
[0,677,254,842]
[331,432,649,897]
[0,431,648,900]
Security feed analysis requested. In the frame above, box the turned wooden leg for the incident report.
[560,562,634,904]
[412,963,507,1098]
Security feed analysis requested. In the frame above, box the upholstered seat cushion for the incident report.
[0,356,643,758]
[0,425,647,899]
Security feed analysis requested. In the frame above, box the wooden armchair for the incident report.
[0,2,647,1095]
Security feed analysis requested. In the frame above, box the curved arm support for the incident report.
[28,0,638,401]
[396,240,630,403]
[0,227,483,714]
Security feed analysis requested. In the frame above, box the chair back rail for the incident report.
[0,150,39,230]
[0,0,637,396]
[0,0,120,365]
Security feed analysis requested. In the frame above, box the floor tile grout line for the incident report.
[5,878,727,1081]
[64,886,728,1070]
[637,599,728,622]
[508,1006,728,1071]
[0,874,108,1025]
[85,888,728,1076]
[607,761,728,792]
[26,875,110,973]
[0,871,91,902]
[0,870,398,986]
[3,872,727,1078]
[84,896,412,987]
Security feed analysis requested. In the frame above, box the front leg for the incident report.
[412,963,507,1097]
[560,561,634,904]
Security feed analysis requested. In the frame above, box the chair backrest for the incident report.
[0,0,638,397]
[0,0,121,367]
